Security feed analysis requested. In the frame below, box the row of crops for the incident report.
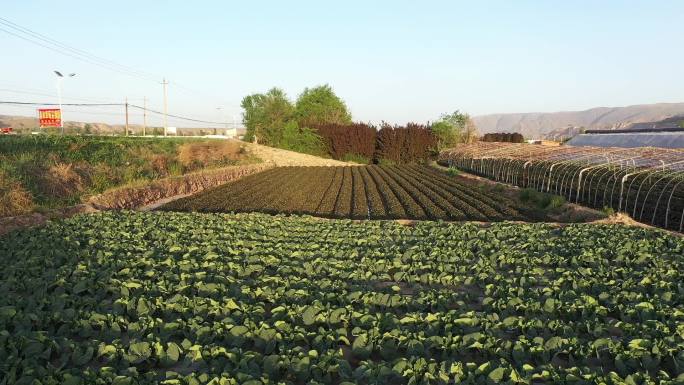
[1,211,684,384]
[163,165,531,222]
[439,143,684,232]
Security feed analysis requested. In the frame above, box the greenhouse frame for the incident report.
[439,142,684,231]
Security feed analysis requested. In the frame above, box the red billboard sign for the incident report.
[38,108,62,128]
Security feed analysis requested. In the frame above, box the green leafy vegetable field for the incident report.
[1,211,684,384]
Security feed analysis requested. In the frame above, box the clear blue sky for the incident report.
[1,0,683,127]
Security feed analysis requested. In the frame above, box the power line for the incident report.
[0,88,122,104]
[0,101,122,106]
[0,100,228,125]
[129,104,225,125]
[0,17,241,122]
[0,17,159,82]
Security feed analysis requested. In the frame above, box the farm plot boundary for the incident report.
[162,165,531,221]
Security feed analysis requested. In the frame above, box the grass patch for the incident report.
[519,188,566,211]
[341,153,371,164]
[0,170,34,217]
[0,135,260,215]
[602,206,616,216]
[446,167,460,177]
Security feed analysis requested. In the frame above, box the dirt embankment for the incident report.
[0,164,272,235]
[241,142,354,167]
[89,163,271,210]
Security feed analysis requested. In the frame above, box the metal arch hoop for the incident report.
[651,173,683,226]
[665,177,684,229]
[639,172,672,222]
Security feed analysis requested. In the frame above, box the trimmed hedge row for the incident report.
[311,123,437,164]
[481,132,525,143]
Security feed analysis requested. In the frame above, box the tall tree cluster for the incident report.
[241,84,351,154]
[241,86,478,162]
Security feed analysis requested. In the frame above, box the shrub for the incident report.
[447,167,460,177]
[519,188,565,210]
[279,121,326,156]
[313,123,376,161]
[481,132,525,143]
[602,206,616,216]
[547,195,566,210]
[374,123,437,163]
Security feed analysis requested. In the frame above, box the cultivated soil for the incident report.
[0,143,352,234]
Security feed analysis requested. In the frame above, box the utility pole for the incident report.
[125,97,129,137]
[57,77,63,135]
[142,96,147,136]
[162,78,169,137]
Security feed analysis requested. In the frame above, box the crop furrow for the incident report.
[366,165,406,218]
[372,166,426,219]
[389,166,467,220]
[358,166,386,218]
[351,167,370,219]
[409,165,507,220]
[333,167,354,217]
[381,165,446,219]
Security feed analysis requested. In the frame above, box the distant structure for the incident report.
[224,128,237,138]
[567,129,684,149]
[566,115,684,149]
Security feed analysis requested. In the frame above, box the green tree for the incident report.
[279,121,325,155]
[294,84,352,128]
[241,87,294,145]
[679,120,684,129]
[431,110,478,150]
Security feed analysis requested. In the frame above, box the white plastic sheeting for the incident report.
[567,132,684,149]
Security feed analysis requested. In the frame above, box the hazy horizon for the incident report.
[2,1,683,127]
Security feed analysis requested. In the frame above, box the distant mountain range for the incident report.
[473,103,684,139]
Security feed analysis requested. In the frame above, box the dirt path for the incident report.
[241,141,354,166]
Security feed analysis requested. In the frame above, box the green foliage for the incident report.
[519,188,566,211]
[602,206,616,216]
[340,153,370,164]
[278,121,326,156]
[295,84,352,128]
[679,120,684,129]
[431,121,459,150]
[1,211,684,383]
[240,86,348,156]
[446,167,460,176]
[0,135,248,215]
[241,87,294,145]
[431,110,478,150]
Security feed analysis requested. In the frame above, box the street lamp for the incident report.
[54,71,76,134]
